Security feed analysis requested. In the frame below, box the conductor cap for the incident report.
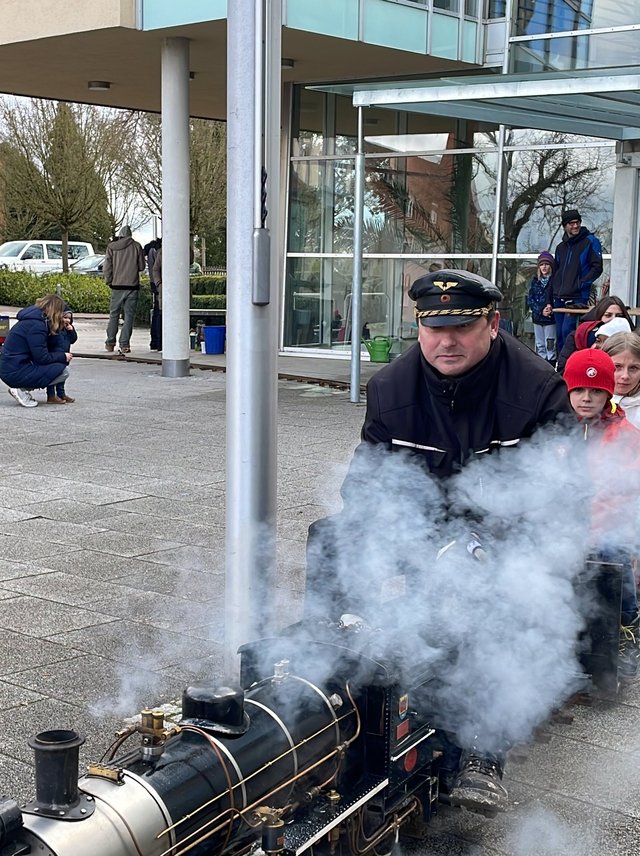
[409,269,502,327]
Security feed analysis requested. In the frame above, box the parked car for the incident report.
[0,240,94,273]
[70,253,105,276]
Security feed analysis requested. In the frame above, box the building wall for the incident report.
[0,0,136,45]
[141,0,226,29]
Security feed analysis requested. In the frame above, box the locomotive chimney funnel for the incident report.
[28,729,85,816]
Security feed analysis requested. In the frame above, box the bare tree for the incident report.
[119,114,227,263]
[0,98,147,265]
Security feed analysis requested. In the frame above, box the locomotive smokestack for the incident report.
[28,729,85,815]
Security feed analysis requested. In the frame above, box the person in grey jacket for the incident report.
[104,225,145,354]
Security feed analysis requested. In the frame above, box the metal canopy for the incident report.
[341,67,640,140]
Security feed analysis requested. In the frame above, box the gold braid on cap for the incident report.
[414,303,494,319]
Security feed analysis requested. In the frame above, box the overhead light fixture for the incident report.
[88,80,111,91]
[281,58,295,70]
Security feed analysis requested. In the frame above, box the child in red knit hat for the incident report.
[564,348,640,679]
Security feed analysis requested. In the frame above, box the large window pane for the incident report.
[517,0,640,35]
[283,255,495,350]
[290,151,498,257]
[513,30,640,71]
[501,136,615,255]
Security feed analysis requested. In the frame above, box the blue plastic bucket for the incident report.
[203,325,226,355]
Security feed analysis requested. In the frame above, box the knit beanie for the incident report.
[537,251,555,271]
[564,349,615,396]
[594,317,631,339]
[561,209,581,226]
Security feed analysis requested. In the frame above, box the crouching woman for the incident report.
[0,294,72,408]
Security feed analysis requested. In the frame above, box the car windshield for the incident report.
[0,241,28,257]
[72,254,103,271]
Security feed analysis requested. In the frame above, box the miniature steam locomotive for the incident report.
[0,617,442,856]
[0,544,625,856]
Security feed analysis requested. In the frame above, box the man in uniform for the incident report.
[306,269,572,815]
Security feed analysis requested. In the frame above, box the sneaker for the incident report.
[619,618,640,680]
[119,346,131,354]
[448,752,508,815]
[8,388,38,408]
[105,342,115,352]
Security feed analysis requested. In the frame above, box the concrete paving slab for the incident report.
[0,345,638,854]
[5,653,184,715]
[0,595,117,637]
[46,618,223,669]
[73,529,182,557]
[2,570,120,606]
[0,629,73,675]
[29,549,171,582]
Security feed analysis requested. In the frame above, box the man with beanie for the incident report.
[527,251,557,364]
[544,210,603,353]
[104,225,145,355]
[306,270,572,816]
[563,348,640,680]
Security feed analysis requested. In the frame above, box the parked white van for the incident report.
[0,240,95,273]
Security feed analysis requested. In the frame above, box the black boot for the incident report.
[619,615,640,681]
[448,751,508,815]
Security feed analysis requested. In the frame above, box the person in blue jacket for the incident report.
[46,303,78,404]
[0,294,73,408]
[526,250,557,364]
[544,209,603,353]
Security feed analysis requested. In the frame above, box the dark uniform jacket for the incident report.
[306,333,572,617]
[353,333,571,480]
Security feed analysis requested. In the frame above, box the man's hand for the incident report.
[65,352,73,363]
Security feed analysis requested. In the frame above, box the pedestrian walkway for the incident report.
[0,306,386,390]
[0,322,638,855]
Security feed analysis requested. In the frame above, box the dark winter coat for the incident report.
[527,275,555,325]
[351,334,572,481]
[545,226,603,304]
[0,306,68,389]
[48,314,78,353]
[104,236,145,289]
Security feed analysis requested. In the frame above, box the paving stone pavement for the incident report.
[0,355,638,855]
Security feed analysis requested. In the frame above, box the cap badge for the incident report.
[433,280,458,291]
[586,367,597,378]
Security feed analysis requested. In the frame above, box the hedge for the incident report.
[0,271,152,325]
[190,275,226,296]
[0,271,225,323]
[191,293,226,310]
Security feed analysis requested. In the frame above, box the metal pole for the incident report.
[491,0,515,286]
[350,107,365,404]
[225,0,280,678]
[160,37,190,378]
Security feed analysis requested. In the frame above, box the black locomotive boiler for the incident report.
[0,618,442,856]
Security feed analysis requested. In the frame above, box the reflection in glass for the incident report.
[513,30,640,71]
[283,256,496,350]
[289,152,499,258]
[499,134,614,318]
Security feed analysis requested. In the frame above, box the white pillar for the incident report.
[610,156,639,307]
[161,37,191,378]
[224,0,281,677]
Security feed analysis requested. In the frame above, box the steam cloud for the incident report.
[306,420,638,754]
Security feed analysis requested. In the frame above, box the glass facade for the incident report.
[283,88,616,351]
[512,0,640,71]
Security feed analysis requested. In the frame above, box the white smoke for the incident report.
[304,419,636,754]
